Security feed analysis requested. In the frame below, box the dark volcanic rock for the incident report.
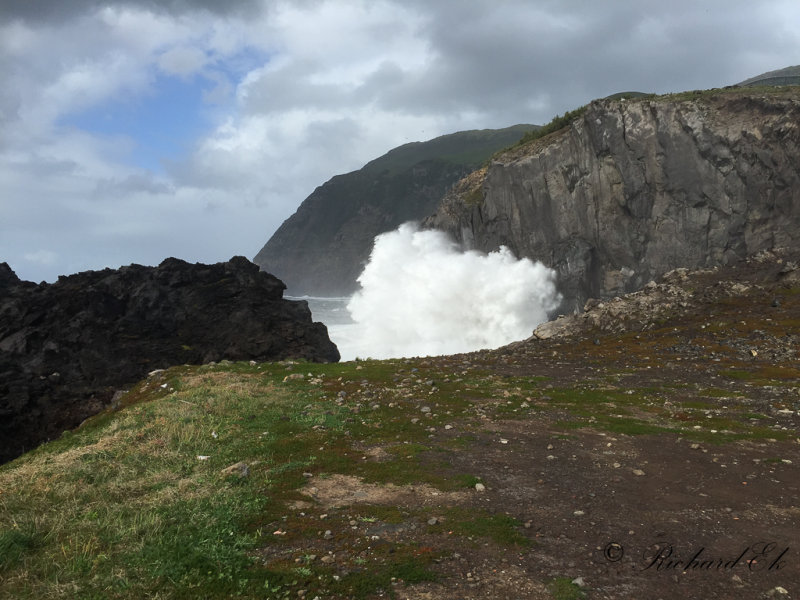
[0,256,339,463]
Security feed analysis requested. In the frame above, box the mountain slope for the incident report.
[253,125,536,296]
[736,64,800,87]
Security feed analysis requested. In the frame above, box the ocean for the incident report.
[287,296,363,361]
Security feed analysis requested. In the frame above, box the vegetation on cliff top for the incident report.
[495,84,800,161]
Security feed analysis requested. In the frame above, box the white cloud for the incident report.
[158,46,208,78]
[2,0,800,284]
[23,250,57,266]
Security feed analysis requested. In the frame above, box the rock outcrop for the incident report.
[425,89,800,313]
[0,257,339,463]
[528,248,799,345]
[254,125,536,296]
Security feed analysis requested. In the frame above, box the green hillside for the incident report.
[736,64,800,87]
[253,125,537,296]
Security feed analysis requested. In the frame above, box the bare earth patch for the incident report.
[300,474,468,511]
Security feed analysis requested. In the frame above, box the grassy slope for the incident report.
[2,272,798,600]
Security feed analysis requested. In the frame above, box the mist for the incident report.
[333,223,561,360]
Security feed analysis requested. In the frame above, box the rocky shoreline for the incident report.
[0,257,339,464]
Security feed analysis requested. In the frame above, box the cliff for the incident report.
[0,257,339,463]
[253,125,536,296]
[425,88,800,312]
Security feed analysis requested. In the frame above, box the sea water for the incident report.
[286,296,363,361]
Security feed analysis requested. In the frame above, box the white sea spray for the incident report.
[336,222,561,359]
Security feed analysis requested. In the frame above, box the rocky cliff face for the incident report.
[426,89,800,313]
[0,257,339,463]
[254,125,535,296]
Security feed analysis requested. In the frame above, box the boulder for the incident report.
[0,256,339,463]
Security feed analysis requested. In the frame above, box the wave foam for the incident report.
[344,223,561,359]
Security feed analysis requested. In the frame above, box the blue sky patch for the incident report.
[60,71,230,173]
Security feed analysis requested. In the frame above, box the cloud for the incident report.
[2,0,800,285]
[158,46,208,78]
[23,250,57,266]
[0,0,264,24]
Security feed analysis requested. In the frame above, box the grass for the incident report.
[0,359,530,599]
[548,576,586,600]
[432,507,530,547]
[512,105,588,147]
[482,84,800,170]
[0,368,292,598]
[1,335,796,598]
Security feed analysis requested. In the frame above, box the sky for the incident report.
[1,0,799,283]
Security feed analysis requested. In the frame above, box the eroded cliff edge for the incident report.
[0,257,339,463]
[425,89,800,312]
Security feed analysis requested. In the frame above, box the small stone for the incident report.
[323,530,333,540]
[283,373,305,381]
[765,587,789,597]
[303,472,314,478]
[411,418,420,424]
[249,360,257,366]
[320,555,334,564]
[421,406,431,413]
[499,438,509,444]
[221,462,250,479]
[428,517,439,525]
[632,469,645,476]
[474,483,486,492]
[572,576,586,588]
[612,462,621,469]
[573,510,585,516]
[445,424,453,430]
